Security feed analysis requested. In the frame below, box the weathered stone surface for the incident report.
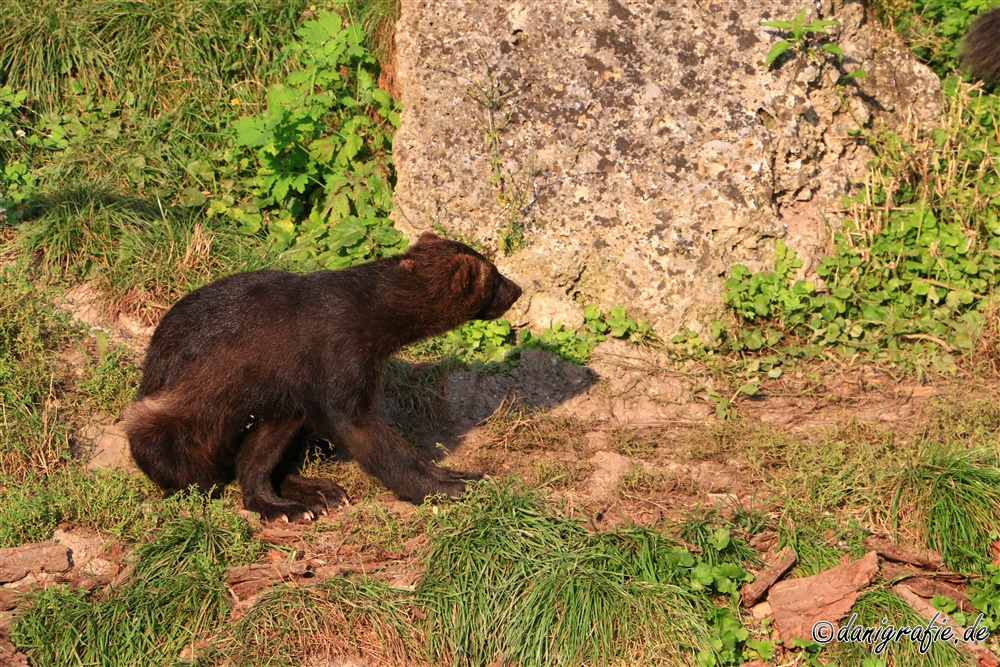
[80,419,137,473]
[0,542,71,583]
[393,0,941,336]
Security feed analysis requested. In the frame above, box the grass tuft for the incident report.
[203,576,418,667]
[417,481,747,666]
[892,443,1000,571]
[10,497,261,667]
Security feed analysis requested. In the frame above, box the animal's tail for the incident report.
[964,7,1000,84]
[124,392,221,495]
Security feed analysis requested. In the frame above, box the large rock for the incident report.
[392,0,941,336]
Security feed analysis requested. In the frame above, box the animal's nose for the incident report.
[511,282,523,302]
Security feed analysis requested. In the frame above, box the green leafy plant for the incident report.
[761,8,844,66]
[966,564,1000,631]
[226,9,405,268]
[929,595,970,626]
[722,79,1000,370]
[894,0,996,79]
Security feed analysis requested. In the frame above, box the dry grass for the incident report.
[482,398,590,453]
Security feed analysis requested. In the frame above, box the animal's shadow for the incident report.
[312,348,596,467]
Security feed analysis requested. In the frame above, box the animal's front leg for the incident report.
[336,416,481,503]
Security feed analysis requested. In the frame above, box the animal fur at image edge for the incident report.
[964,6,1000,83]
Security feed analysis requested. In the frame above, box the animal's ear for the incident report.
[450,253,480,293]
[417,230,441,246]
[399,258,415,271]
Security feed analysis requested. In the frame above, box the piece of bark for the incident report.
[0,542,71,583]
[224,561,311,585]
[863,537,942,570]
[0,589,20,611]
[768,551,879,642]
[748,531,777,553]
[0,628,29,667]
[881,562,965,584]
[255,527,304,545]
[894,583,997,664]
[311,562,391,580]
[904,577,975,612]
[230,579,274,600]
[740,547,797,608]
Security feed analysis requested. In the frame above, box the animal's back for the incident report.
[138,270,312,397]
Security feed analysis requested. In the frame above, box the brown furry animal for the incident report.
[964,6,1000,84]
[125,231,522,522]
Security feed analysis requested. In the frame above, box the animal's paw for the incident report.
[430,467,484,499]
[279,475,349,516]
[243,496,316,523]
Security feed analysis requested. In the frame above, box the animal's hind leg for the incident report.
[235,418,315,522]
[271,427,349,515]
[125,389,233,496]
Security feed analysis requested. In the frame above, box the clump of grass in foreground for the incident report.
[832,588,967,667]
[418,481,754,667]
[10,497,263,667]
[892,443,1000,572]
[200,577,418,667]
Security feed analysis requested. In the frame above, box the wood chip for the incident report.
[768,551,879,642]
[863,537,942,570]
[0,542,71,584]
[224,561,311,585]
[740,547,797,608]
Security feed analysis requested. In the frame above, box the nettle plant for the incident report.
[761,8,866,82]
[761,9,842,66]
[221,9,405,269]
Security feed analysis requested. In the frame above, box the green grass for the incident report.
[832,588,969,667]
[892,443,1000,571]
[712,408,1000,574]
[0,468,154,547]
[10,497,263,667]
[0,0,309,216]
[200,577,418,666]
[0,262,80,480]
[19,187,283,321]
[417,481,752,667]
[0,0,306,114]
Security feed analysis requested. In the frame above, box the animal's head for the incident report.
[398,231,522,327]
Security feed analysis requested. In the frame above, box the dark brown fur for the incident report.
[964,7,1000,84]
[125,232,522,521]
